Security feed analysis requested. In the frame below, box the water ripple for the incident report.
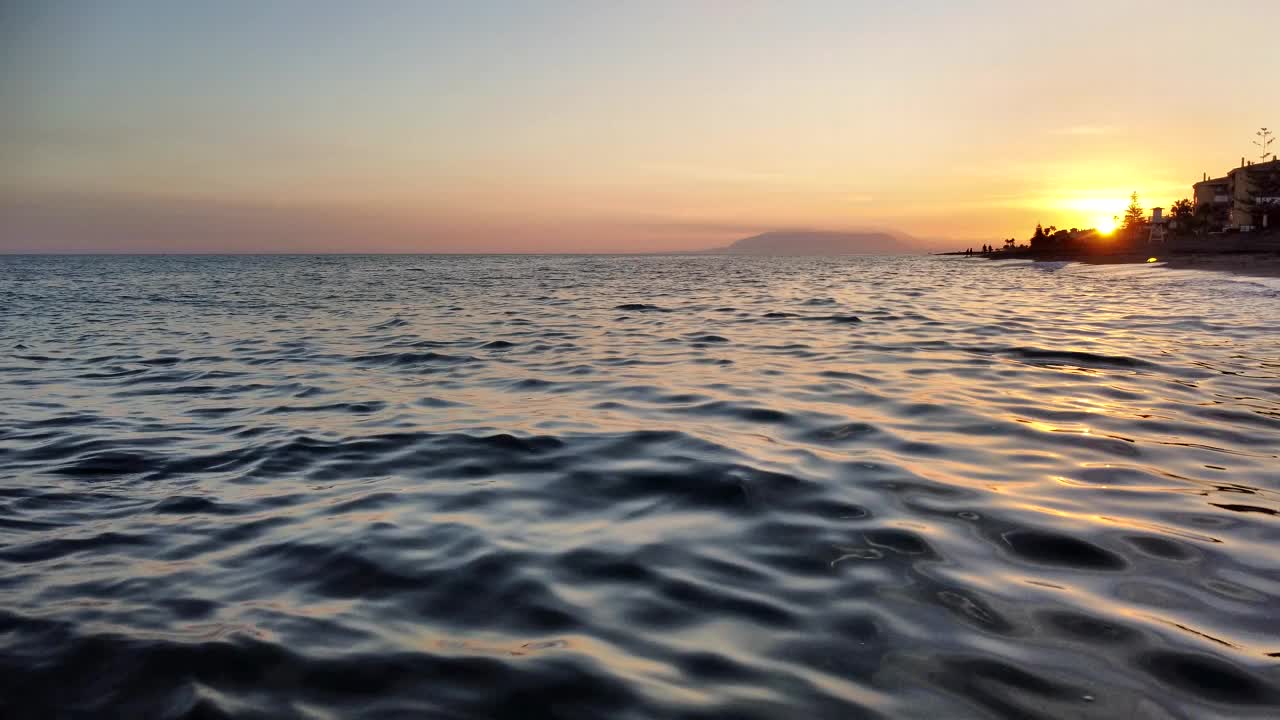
[2,254,1279,719]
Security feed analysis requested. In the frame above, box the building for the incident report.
[1192,157,1280,232]
[1193,173,1231,213]
[1227,157,1280,231]
[1193,172,1232,231]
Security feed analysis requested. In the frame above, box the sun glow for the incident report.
[1094,216,1117,234]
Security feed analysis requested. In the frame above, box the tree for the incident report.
[1168,198,1200,235]
[1122,192,1146,234]
[1032,224,1046,243]
[1255,127,1274,160]
[1170,198,1194,220]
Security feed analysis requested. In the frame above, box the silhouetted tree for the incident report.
[1122,192,1146,232]
[1170,198,1194,220]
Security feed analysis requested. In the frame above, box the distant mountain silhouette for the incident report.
[709,230,916,255]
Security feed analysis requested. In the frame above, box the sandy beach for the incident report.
[1154,252,1280,278]
[1061,252,1280,279]
[973,250,1280,279]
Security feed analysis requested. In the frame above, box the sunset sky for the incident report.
[3,1,1278,253]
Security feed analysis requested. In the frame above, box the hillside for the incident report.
[710,230,917,255]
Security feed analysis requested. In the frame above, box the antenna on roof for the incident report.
[1255,127,1275,160]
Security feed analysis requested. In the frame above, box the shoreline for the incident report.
[1150,252,1280,279]
[964,250,1280,279]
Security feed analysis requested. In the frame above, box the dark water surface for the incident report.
[2,254,1279,719]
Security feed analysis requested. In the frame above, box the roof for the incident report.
[1228,158,1280,176]
[1194,176,1230,187]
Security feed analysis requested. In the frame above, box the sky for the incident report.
[2,0,1278,253]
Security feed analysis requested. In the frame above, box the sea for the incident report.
[1,253,1278,719]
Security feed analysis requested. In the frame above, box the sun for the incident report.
[1094,216,1117,234]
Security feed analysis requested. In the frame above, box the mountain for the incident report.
[708,230,918,255]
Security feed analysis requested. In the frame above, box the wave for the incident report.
[2,253,1278,719]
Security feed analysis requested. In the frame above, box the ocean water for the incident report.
[1,254,1278,720]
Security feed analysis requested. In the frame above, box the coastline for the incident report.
[959,250,1280,279]
[1147,252,1280,279]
